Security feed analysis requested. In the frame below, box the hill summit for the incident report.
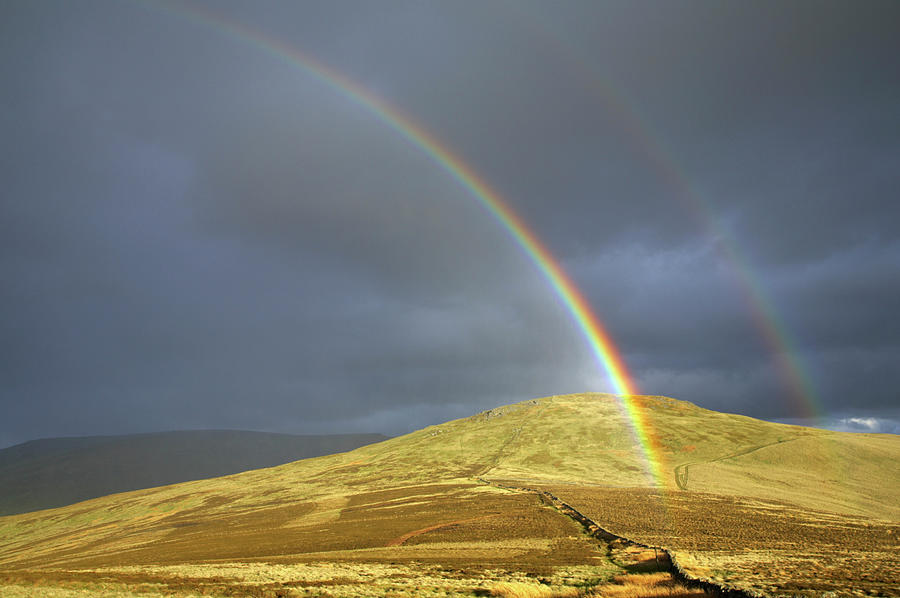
[304,392,896,518]
[1,393,897,596]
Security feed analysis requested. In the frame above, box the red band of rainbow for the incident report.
[140,0,668,487]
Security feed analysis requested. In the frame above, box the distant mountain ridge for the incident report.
[0,430,389,516]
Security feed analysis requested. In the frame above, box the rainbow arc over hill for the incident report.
[507,6,822,422]
[143,1,668,487]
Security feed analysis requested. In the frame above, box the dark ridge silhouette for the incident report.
[0,430,389,516]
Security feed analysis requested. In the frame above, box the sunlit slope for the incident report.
[1,393,897,570]
[466,394,898,519]
[475,394,815,486]
[684,431,900,518]
[0,399,557,568]
[0,431,390,516]
[353,392,897,519]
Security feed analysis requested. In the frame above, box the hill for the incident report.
[0,394,897,597]
[0,430,389,516]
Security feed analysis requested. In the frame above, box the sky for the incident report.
[2,0,898,447]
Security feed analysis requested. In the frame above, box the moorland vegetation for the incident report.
[1,393,897,597]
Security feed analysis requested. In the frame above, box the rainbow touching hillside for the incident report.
[142,0,671,489]
[4,2,898,598]
[1,393,898,597]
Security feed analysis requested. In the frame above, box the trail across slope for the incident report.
[674,437,798,490]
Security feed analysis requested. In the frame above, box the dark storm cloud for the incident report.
[1,0,898,448]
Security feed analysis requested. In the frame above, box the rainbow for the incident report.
[138,1,669,486]
[508,7,822,421]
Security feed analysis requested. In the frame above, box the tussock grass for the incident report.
[589,572,707,597]
[543,482,900,596]
[0,583,169,597]
[3,561,618,598]
[490,581,581,597]
[593,586,706,597]
[611,573,672,586]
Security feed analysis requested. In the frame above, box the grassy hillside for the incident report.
[313,393,896,519]
[0,430,389,516]
[0,393,897,596]
[682,431,900,518]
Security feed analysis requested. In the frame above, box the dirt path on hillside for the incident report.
[385,515,499,546]
[478,401,549,477]
[674,437,799,490]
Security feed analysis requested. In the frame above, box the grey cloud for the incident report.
[2,0,898,447]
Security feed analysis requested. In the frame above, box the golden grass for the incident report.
[0,588,139,598]
[490,581,581,597]
[542,484,900,597]
[0,569,710,598]
[587,572,707,597]
[0,393,897,597]
[1,561,612,598]
[611,573,672,586]
[684,432,900,519]
[593,586,706,597]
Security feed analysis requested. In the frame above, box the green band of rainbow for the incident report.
[141,0,668,487]
[509,7,821,421]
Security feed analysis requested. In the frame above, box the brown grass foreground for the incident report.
[485,573,707,598]
[593,573,707,597]
[0,481,626,596]
[0,556,705,598]
[538,485,900,597]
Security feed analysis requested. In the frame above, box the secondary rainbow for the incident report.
[508,6,822,420]
[139,1,670,486]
